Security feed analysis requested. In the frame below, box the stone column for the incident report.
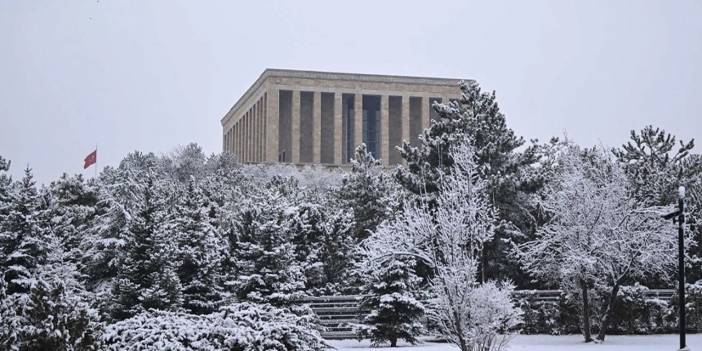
[401,95,410,144]
[421,96,430,130]
[333,93,342,164]
[266,90,278,162]
[244,112,250,162]
[236,121,241,161]
[313,91,322,163]
[261,98,266,162]
[239,120,243,161]
[380,95,389,165]
[258,102,263,162]
[353,93,363,150]
[291,90,301,163]
[252,106,257,162]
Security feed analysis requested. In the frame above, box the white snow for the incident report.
[328,334,702,351]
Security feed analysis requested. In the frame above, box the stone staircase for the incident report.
[302,289,675,339]
[302,295,364,339]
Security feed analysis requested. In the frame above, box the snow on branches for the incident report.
[517,145,681,342]
[361,142,521,351]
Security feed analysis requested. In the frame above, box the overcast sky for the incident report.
[1,0,700,183]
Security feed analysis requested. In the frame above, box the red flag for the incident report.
[84,150,97,169]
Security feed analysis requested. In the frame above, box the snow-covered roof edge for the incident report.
[220,68,470,126]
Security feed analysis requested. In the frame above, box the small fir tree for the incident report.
[0,168,49,295]
[356,257,424,347]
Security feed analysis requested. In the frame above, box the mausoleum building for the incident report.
[221,69,464,166]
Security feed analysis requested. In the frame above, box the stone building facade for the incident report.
[221,69,464,166]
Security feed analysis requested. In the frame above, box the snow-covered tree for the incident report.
[163,142,207,183]
[230,185,306,305]
[0,168,49,295]
[285,203,356,294]
[168,177,224,314]
[337,144,396,242]
[613,126,702,280]
[83,151,159,289]
[363,142,521,351]
[517,146,680,342]
[1,233,102,350]
[46,174,98,266]
[613,125,698,207]
[394,82,541,284]
[0,156,11,213]
[355,257,424,347]
[103,303,326,351]
[110,175,182,319]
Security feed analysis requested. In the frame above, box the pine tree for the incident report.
[1,229,102,350]
[14,279,102,350]
[613,125,702,281]
[613,125,698,206]
[231,186,306,305]
[83,151,158,288]
[0,156,11,214]
[356,257,424,347]
[362,142,521,351]
[285,203,356,294]
[394,81,539,283]
[0,168,49,295]
[170,177,224,314]
[110,175,168,319]
[337,144,396,242]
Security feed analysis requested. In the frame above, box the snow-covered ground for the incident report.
[329,334,702,350]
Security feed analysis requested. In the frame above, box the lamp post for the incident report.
[663,186,688,350]
[676,186,687,351]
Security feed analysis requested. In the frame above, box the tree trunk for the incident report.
[581,280,593,342]
[596,283,620,342]
[390,336,397,347]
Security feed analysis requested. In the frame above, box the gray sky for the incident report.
[1,0,701,184]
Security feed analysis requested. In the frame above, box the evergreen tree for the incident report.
[110,176,177,319]
[2,230,102,350]
[0,156,11,214]
[0,168,49,295]
[613,125,702,280]
[12,279,102,350]
[169,178,224,314]
[356,257,424,347]
[613,125,698,206]
[83,152,159,288]
[47,174,99,275]
[337,144,396,242]
[395,81,539,283]
[285,203,356,294]
[231,186,306,305]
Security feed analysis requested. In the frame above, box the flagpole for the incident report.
[95,144,98,178]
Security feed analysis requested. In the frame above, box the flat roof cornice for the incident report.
[221,68,468,125]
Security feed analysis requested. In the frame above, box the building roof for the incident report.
[221,68,468,125]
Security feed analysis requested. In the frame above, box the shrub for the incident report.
[103,302,327,351]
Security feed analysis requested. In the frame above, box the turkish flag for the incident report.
[84,150,97,169]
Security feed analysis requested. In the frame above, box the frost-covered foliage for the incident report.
[0,168,49,295]
[613,126,702,280]
[229,183,307,305]
[0,278,102,351]
[337,144,398,242]
[1,234,102,350]
[355,257,425,347]
[517,145,680,342]
[363,142,521,351]
[103,303,326,351]
[613,125,698,207]
[394,81,543,285]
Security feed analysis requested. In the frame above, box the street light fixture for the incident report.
[663,186,688,351]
